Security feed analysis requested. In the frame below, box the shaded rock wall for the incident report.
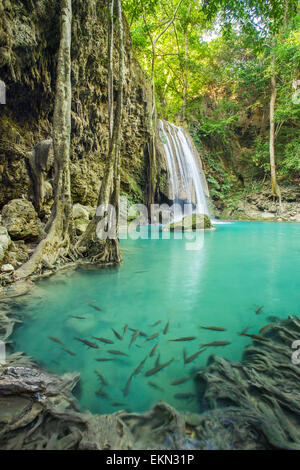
[0,0,152,213]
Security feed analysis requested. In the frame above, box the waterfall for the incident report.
[158,119,211,221]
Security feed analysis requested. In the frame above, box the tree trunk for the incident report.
[269,71,281,203]
[108,0,114,140]
[182,29,188,121]
[148,46,157,211]
[77,0,124,264]
[16,0,74,279]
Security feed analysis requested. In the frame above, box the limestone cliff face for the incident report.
[0,0,151,213]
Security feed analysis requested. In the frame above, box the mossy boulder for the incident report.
[73,203,90,221]
[165,214,213,231]
[1,198,43,241]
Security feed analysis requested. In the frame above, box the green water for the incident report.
[12,222,300,414]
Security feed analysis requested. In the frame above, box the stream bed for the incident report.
[12,221,300,415]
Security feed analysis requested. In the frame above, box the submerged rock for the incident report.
[164,214,213,231]
[1,199,43,242]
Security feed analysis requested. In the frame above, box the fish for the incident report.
[123,374,133,397]
[198,326,227,331]
[74,337,99,349]
[174,393,195,400]
[132,356,147,376]
[69,315,86,319]
[163,320,170,335]
[145,333,159,342]
[150,344,158,357]
[88,304,103,311]
[123,324,128,336]
[239,326,253,335]
[240,333,269,342]
[94,370,108,385]
[200,341,231,347]
[95,387,109,399]
[150,321,161,327]
[81,299,96,304]
[255,306,263,315]
[108,350,129,357]
[147,381,164,392]
[92,337,114,344]
[129,328,148,337]
[134,270,148,273]
[48,336,64,346]
[111,402,126,407]
[53,360,60,365]
[129,329,140,348]
[155,353,160,367]
[145,358,174,377]
[112,329,122,340]
[95,358,116,362]
[259,323,275,335]
[168,337,196,342]
[171,377,191,386]
[63,348,76,356]
[184,348,207,364]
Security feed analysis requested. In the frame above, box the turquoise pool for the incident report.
[12,221,300,414]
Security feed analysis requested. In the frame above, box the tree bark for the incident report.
[269,69,281,203]
[182,28,188,121]
[16,0,74,279]
[77,0,124,264]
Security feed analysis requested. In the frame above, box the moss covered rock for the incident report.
[75,217,89,236]
[165,213,213,231]
[1,199,43,241]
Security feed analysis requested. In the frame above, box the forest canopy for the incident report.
[123,0,300,189]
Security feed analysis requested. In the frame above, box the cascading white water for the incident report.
[158,120,210,220]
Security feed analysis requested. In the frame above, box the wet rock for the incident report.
[1,199,43,241]
[194,315,300,450]
[165,214,213,231]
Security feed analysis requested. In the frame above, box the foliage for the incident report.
[123,0,300,189]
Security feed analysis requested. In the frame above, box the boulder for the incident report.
[1,264,14,273]
[164,213,213,231]
[75,218,89,235]
[1,199,43,241]
[4,241,29,268]
[72,203,90,221]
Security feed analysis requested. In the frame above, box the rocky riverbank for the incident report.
[216,184,300,222]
